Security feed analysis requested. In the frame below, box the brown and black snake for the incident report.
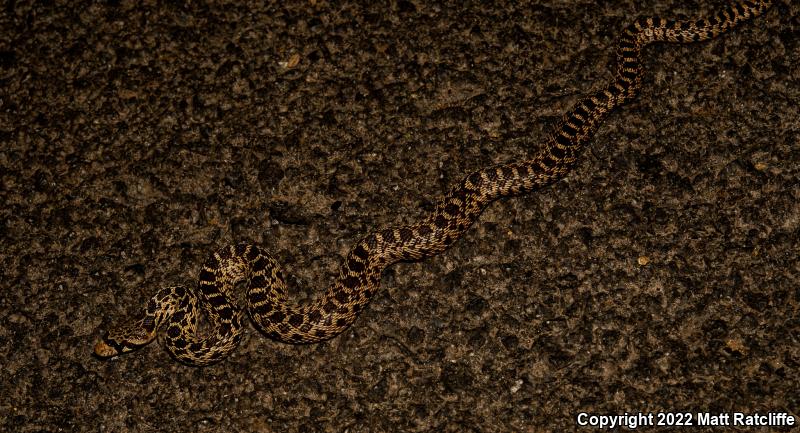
[95,1,774,365]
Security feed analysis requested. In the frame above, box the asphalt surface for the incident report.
[1,1,798,432]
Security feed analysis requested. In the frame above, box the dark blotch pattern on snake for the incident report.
[95,1,773,365]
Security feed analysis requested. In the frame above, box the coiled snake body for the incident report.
[95,1,773,365]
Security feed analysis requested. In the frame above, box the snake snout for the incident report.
[93,339,119,358]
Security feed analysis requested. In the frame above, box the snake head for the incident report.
[93,333,128,358]
[93,323,157,359]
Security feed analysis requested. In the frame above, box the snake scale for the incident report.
[95,1,773,365]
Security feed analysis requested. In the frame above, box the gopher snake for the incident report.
[95,1,773,365]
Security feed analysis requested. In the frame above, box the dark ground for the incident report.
[1,0,798,432]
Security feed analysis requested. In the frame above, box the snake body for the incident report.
[95,1,773,365]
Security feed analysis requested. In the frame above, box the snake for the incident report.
[94,1,773,366]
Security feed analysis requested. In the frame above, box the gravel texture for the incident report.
[1,0,798,432]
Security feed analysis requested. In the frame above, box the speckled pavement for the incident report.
[1,1,798,431]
